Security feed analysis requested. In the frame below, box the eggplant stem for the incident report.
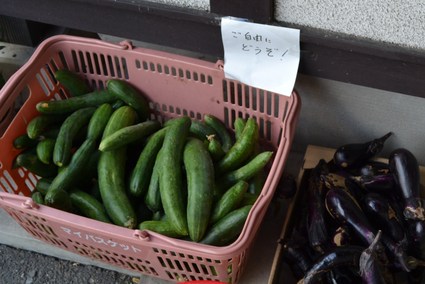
[407,256,425,269]
[378,132,393,143]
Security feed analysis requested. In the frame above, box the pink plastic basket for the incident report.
[0,35,300,283]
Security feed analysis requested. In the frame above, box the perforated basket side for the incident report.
[0,35,301,284]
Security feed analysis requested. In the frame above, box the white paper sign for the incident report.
[221,17,300,96]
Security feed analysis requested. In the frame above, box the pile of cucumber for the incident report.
[13,70,274,246]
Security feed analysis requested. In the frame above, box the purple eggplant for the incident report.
[407,220,425,260]
[363,192,406,245]
[325,187,412,271]
[326,267,362,284]
[333,132,392,169]
[306,159,331,254]
[360,161,390,177]
[359,231,388,284]
[302,245,364,284]
[388,148,425,221]
[344,177,367,204]
[354,174,396,195]
[325,187,378,247]
[281,242,313,280]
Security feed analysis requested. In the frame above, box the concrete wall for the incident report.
[275,1,425,50]
[292,74,425,164]
[145,0,209,10]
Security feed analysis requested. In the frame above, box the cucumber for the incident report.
[200,205,252,246]
[55,69,91,97]
[31,191,45,205]
[99,120,161,152]
[35,178,52,195]
[234,117,246,140]
[240,193,258,206]
[129,127,167,198]
[248,168,267,196]
[87,103,113,141]
[44,188,73,211]
[36,90,116,114]
[13,134,38,150]
[203,114,233,152]
[98,106,138,228]
[210,180,248,225]
[216,117,259,174]
[207,135,225,162]
[107,79,150,121]
[144,148,163,213]
[15,151,57,178]
[139,220,186,238]
[189,120,217,141]
[216,151,273,194]
[158,116,191,236]
[27,114,67,139]
[53,107,96,167]
[69,189,111,223]
[183,138,215,242]
[36,138,55,165]
[45,139,97,205]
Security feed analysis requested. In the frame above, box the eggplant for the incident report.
[325,187,379,247]
[354,174,396,195]
[363,192,406,245]
[359,231,388,284]
[360,161,391,177]
[388,148,425,221]
[325,187,412,271]
[333,132,392,169]
[306,159,331,254]
[344,177,367,204]
[281,242,313,280]
[302,245,364,284]
[407,220,425,260]
[326,267,361,284]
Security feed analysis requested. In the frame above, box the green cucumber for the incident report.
[53,107,96,167]
[203,114,233,152]
[129,127,167,198]
[239,193,258,206]
[45,139,97,205]
[210,180,248,225]
[189,120,217,141]
[36,138,55,165]
[216,151,273,195]
[200,205,252,246]
[69,189,111,223]
[207,135,225,162]
[87,103,113,141]
[55,69,91,97]
[98,106,138,228]
[107,79,150,121]
[144,148,163,213]
[111,100,126,110]
[31,191,45,205]
[35,178,52,195]
[216,117,259,174]
[27,114,67,139]
[158,116,191,236]
[15,151,57,178]
[234,117,246,140]
[139,220,186,238]
[36,90,116,114]
[248,169,267,196]
[99,120,161,152]
[13,134,38,150]
[183,138,215,242]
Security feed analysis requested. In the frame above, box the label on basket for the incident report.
[221,17,300,96]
